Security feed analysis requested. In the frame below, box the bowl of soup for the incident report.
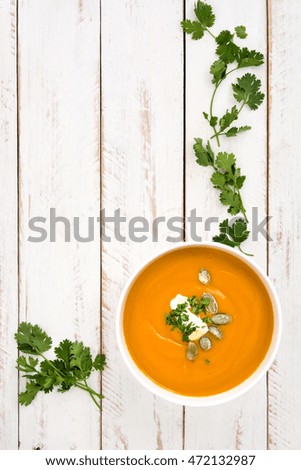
[116,242,282,406]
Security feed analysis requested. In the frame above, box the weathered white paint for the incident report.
[18,0,101,449]
[0,0,299,451]
[0,0,18,451]
[268,0,301,450]
[101,0,184,450]
[184,0,268,449]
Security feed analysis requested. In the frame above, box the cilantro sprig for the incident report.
[213,218,250,256]
[182,1,264,147]
[194,139,248,221]
[182,1,265,255]
[165,297,210,342]
[15,322,106,409]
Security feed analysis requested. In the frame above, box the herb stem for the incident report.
[210,84,220,146]
[205,27,216,40]
[208,67,239,146]
[237,189,248,223]
[40,353,66,379]
[83,379,102,410]
[75,382,102,399]
[238,245,253,257]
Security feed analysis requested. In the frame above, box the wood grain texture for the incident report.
[101,0,184,450]
[18,0,101,449]
[268,0,301,450]
[0,0,299,451]
[0,0,18,450]
[184,0,268,449]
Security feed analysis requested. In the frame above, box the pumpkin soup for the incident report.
[123,246,274,396]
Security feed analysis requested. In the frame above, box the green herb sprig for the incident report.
[15,322,106,409]
[182,1,265,255]
[182,2,264,147]
[165,297,209,341]
[165,302,196,342]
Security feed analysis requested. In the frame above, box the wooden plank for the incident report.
[18,0,101,449]
[184,0,268,449]
[0,0,18,450]
[268,0,301,450]
[101,0,184,450]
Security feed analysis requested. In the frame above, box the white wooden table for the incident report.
[0,0,300,450]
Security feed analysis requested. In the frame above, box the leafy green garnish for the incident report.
[165,302,197,342]
[181,1,215,40]
[15,322,106,409]
[205,359,211,365]
[194,141,248,221]
[202,317,213,324]
[188,295,210,315]
[213,218,251,255]
[235,25,247,39]
[165,297,211,342]
[15,322,52,355]
[232,73,265,110]
[182,1,265,255]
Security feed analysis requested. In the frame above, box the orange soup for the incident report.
[123,246,274,396]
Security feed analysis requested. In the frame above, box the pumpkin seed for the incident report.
[186,341,199,361]
[212,313,232,325]
[202,293,218,314]
[200,336,212,351]
[208,325,223,340]
[199,268,211,285]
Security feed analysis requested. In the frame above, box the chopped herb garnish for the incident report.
[188,295,210,315]
[205,358,211,365]
[202,316,213,324]
[165,302,198,342]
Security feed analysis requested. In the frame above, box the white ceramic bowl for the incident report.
[116,242,282,406]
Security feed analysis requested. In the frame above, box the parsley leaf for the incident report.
[15,323,106,409]
[17,356,39,373]
[15,322,52,355]
[219,106,239,131]
[181,20,205,40]
[214,152,248,216]
[213,218,251,254]
[194,138,214,166]
[210,59,227,84]
[19,381,42,406]
[194,1,215,28]
[93,354,106,372]
[54,339,72,369]
[181,1,215,40]
[235,25,247,39]
[210,171,226,189]
[215,30,240,64]
[237,48,264,68]
[232,73,265,110]
[216,151,236,174]
[70,342,93,379]
[220,189,241,215]
[225,125,251,137]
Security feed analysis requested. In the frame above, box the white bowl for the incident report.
[116,242,282,406]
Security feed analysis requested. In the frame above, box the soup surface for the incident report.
[123,246,274,396]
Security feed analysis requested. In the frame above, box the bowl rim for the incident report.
[116,241,282,406]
